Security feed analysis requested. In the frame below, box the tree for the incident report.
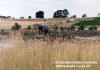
[36,11,44,18]
[12,23,21,30]
[27,25,32,30]
[72,15,76,18]
[53,9,69,18]
[20,17,24,19]
[97,13,100,17]
[28,16,32,19]
[0,16,7,19]
[82,14,87,18]
[63,9,69,18]
[78,25,85,31]
[7,16,11,19]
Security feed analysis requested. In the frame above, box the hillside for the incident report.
[0,18,81,30]
[74,17,100,26]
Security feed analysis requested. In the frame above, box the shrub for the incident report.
[12,23,21,30]
[60,27,65,32]
[27,25,31,30]
[94,27,97,31]
[33,24,38,31]
[54,24,58,31]
[67,20,70,23]
[70,26,75,31]
[1,29,5,32]
[0,29,9,35]
[64,27,67,31]
[89,26,97,31]
[78,25,85,31]
[59,22,62,24]
[67,28,70,31]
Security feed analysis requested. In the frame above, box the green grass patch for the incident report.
[74,17,100,26]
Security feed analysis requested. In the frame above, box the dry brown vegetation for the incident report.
[0,32,100,70]
[0,18,99,70]
[0,18,82,30]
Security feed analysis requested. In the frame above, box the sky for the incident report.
[0,0,99,18]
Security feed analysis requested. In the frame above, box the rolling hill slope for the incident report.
[74,17,100,26]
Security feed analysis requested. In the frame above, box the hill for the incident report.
[0,18,82,30]
[74,17,100,26]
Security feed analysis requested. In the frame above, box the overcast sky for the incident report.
[0,0,99,18]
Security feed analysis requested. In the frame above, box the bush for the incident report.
[67,20,70,23]
[67,28,70,31]
[70,26,75,31]
[89,26,97,31]
[33,24,38,31]
[64,27,67,31]
[27,25,31,30]
[60,27,65,32]
[12,23,21,30]
[54,24,58,31]
[1,29,5,32]
[94,26,97,31]
[0,29,9,35]
[78,25,85,31]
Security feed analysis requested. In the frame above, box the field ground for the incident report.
[0,18,89,30]
[0,34,100,70]
[0,18,100,70]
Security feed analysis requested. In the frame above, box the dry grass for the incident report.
[0,34,100,70]
[0,18,76,30]
[0,20,46,29]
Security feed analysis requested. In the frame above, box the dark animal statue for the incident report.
[37,24,50,35]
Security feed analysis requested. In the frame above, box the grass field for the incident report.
[0,33,100,70]
[0,18,100,70]
[0,18,82,30]
[74,17,100,26]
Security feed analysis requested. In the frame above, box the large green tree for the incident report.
[53,9,69,18]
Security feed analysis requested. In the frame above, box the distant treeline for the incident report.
[0,16,15,19]
[2,8,100,19]
[36,9,69,18]
[0,9,70,19]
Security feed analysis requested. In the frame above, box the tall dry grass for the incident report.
[0,34,100,70]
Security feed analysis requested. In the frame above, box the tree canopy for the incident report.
[36,11,44,18]
[53,9,69,18]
